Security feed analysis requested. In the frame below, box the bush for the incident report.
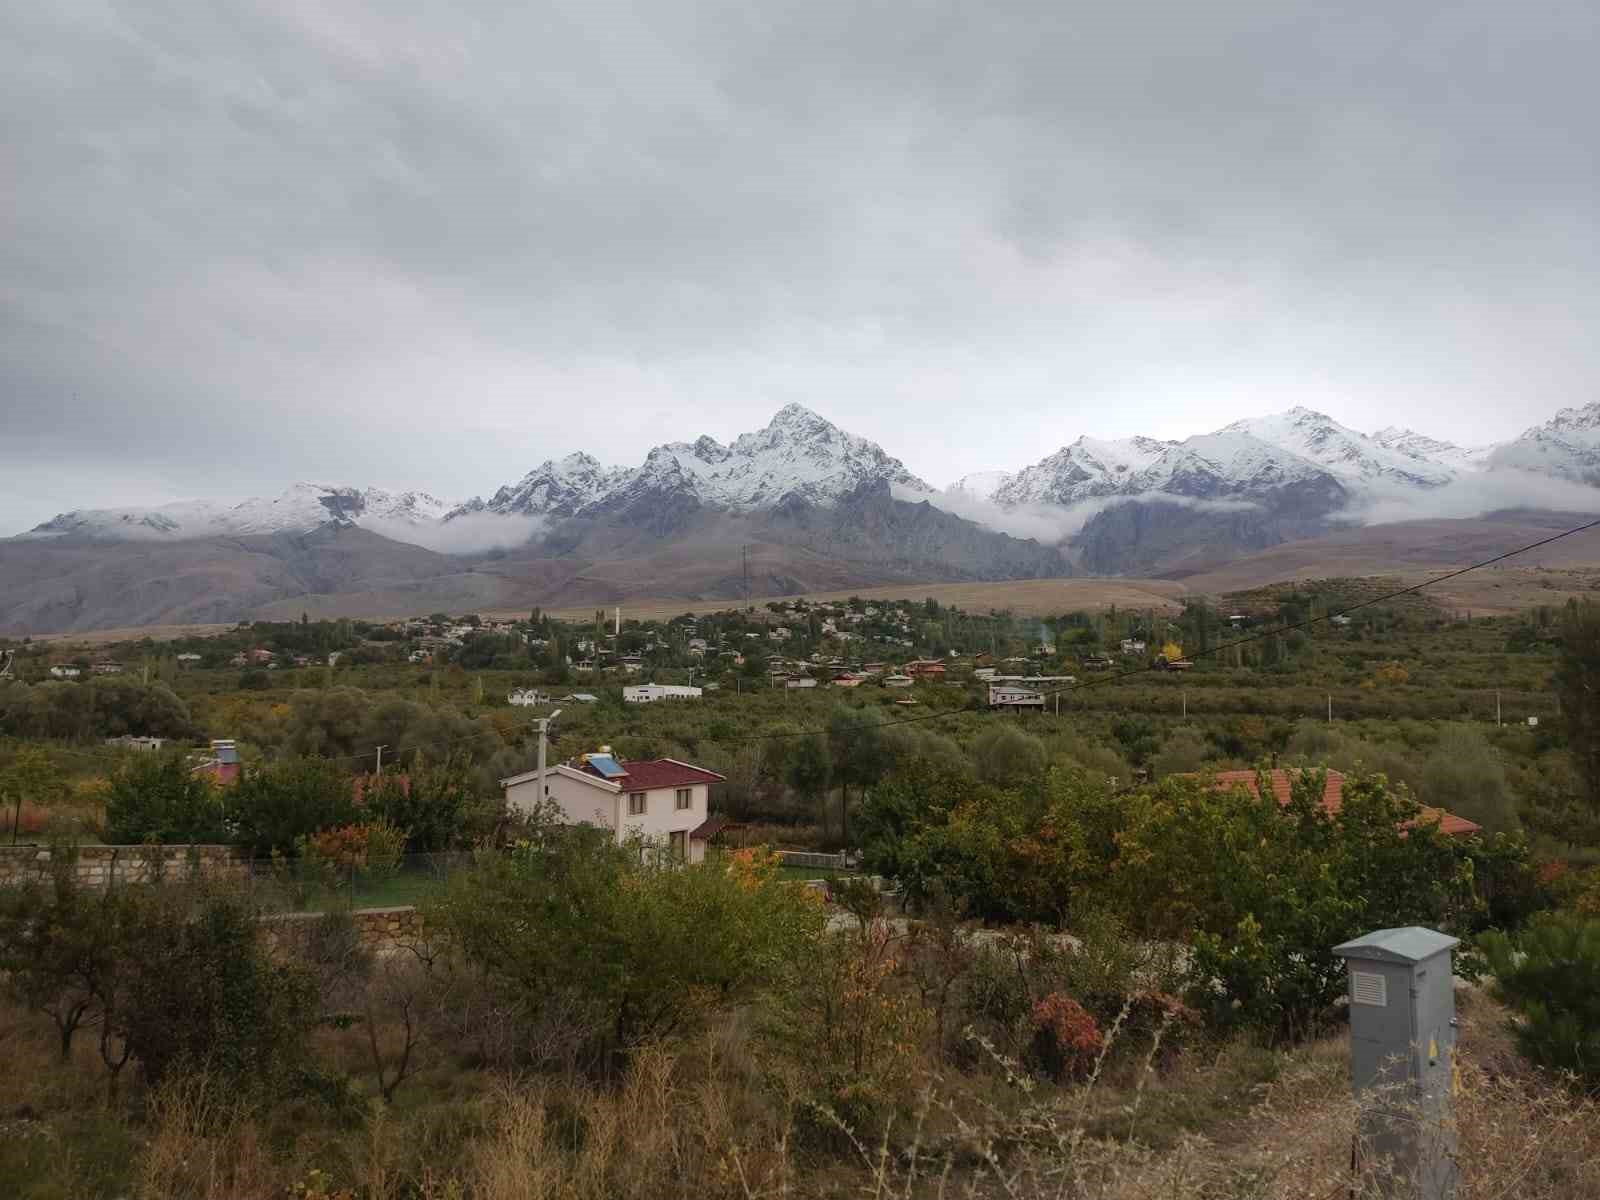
[113,889,321,1093]
[231,757,357,858]
[103,753,229,844]
[1481,913,1600,1086]
[296,821,405,884]
[428,830,824,1071]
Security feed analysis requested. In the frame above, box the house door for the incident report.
[669,830,687,861]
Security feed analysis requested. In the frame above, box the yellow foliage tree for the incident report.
[1161,641,1184,661]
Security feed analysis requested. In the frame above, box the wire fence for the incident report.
[236,850,473,914]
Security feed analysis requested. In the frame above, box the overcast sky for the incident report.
[4,1,1598,531]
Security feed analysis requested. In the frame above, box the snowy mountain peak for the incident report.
[468,405,930,519]
[1540,402,1600,437]
[1221,408,1453,487]
[1486,402,1600,483]
[24,483,453,541]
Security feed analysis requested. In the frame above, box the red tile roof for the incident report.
[583,758,726,791]
[689,815,732,841]
[1199,768,1481,837]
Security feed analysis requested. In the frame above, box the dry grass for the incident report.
[4,978,1599,1199]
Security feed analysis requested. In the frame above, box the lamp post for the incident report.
[534,709,563,809]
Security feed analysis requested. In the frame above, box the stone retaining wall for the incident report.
[0,844,247,888]
[260,905,424,957]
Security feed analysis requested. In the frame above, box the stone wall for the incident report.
[260,905,425,957]
[0,844,247,888]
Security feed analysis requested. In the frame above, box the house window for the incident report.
[675,787,692,810]
[628,792,646,816]
[670,830,687,861]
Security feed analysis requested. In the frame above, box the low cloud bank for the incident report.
[905,465,1600,547]
[365,511,548,554]
[1341,468,1600,526]
[895,483,1260,545]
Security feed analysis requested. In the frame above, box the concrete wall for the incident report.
[0,844,247,888]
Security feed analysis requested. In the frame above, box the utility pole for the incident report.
[375,744,389,775]
[1327,694,1332,724]
[1496,691,1502,727]
[1182,690,1187,720]
[535,709,564,806]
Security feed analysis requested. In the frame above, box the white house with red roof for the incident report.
[501,748,726,863]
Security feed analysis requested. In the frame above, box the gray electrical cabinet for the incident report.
[1332,927,1459,1199]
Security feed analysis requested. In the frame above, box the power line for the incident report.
[694,514,1600,747]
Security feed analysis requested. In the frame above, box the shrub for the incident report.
[1480,913,1600,1086]
[297,821,406,884]
[1029,992,1103,1081]
[103,753,229,844]
[113,889,321,1093]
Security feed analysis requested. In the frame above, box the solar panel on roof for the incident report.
[587,754,627,779]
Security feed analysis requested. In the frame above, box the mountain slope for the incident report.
[26,484,452,542]
[10,401,1600,634]
[1486,402,1600,484]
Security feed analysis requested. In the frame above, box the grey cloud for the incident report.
[364,511,547,555]
[3,1,1599,531]
[897,482,1260,545]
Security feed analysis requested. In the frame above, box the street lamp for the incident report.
[534,708,562,806]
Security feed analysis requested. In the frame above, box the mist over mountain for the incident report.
[7,401,1600,635]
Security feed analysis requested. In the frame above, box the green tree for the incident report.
[428,833,822,1073]
[231,757,357,858]
[826,707,889,848]
[112,889,321,1093]
[1481,913,1600,1086]
[365,752,476,851]
[1555,599,1600,815]
[973,724,1046,788]
[103,753,229,844]
[0,853,133,1061]
[785,735,833,833]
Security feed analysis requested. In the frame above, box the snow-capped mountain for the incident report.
[1370,427,1493,471]
[962,405,1552,521]
[1219,408,1453,488]
[456,403,929,520]
[449,452,630,519]
[947,470,1013,501]
[1486,402,1600,484]
[992,436,1174,506]
[25,484,451,541]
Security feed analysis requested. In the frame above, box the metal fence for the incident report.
[775,849,850,871]
[237,850,473,914]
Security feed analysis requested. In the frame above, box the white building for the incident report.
[623,683,703,703]
[48,665,82,678]
[507,688,551,707]
[502,750,725,863]
[989,684,1046,709]
[105,735,167,752]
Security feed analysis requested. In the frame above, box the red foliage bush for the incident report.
[1030,992,1103,1080]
